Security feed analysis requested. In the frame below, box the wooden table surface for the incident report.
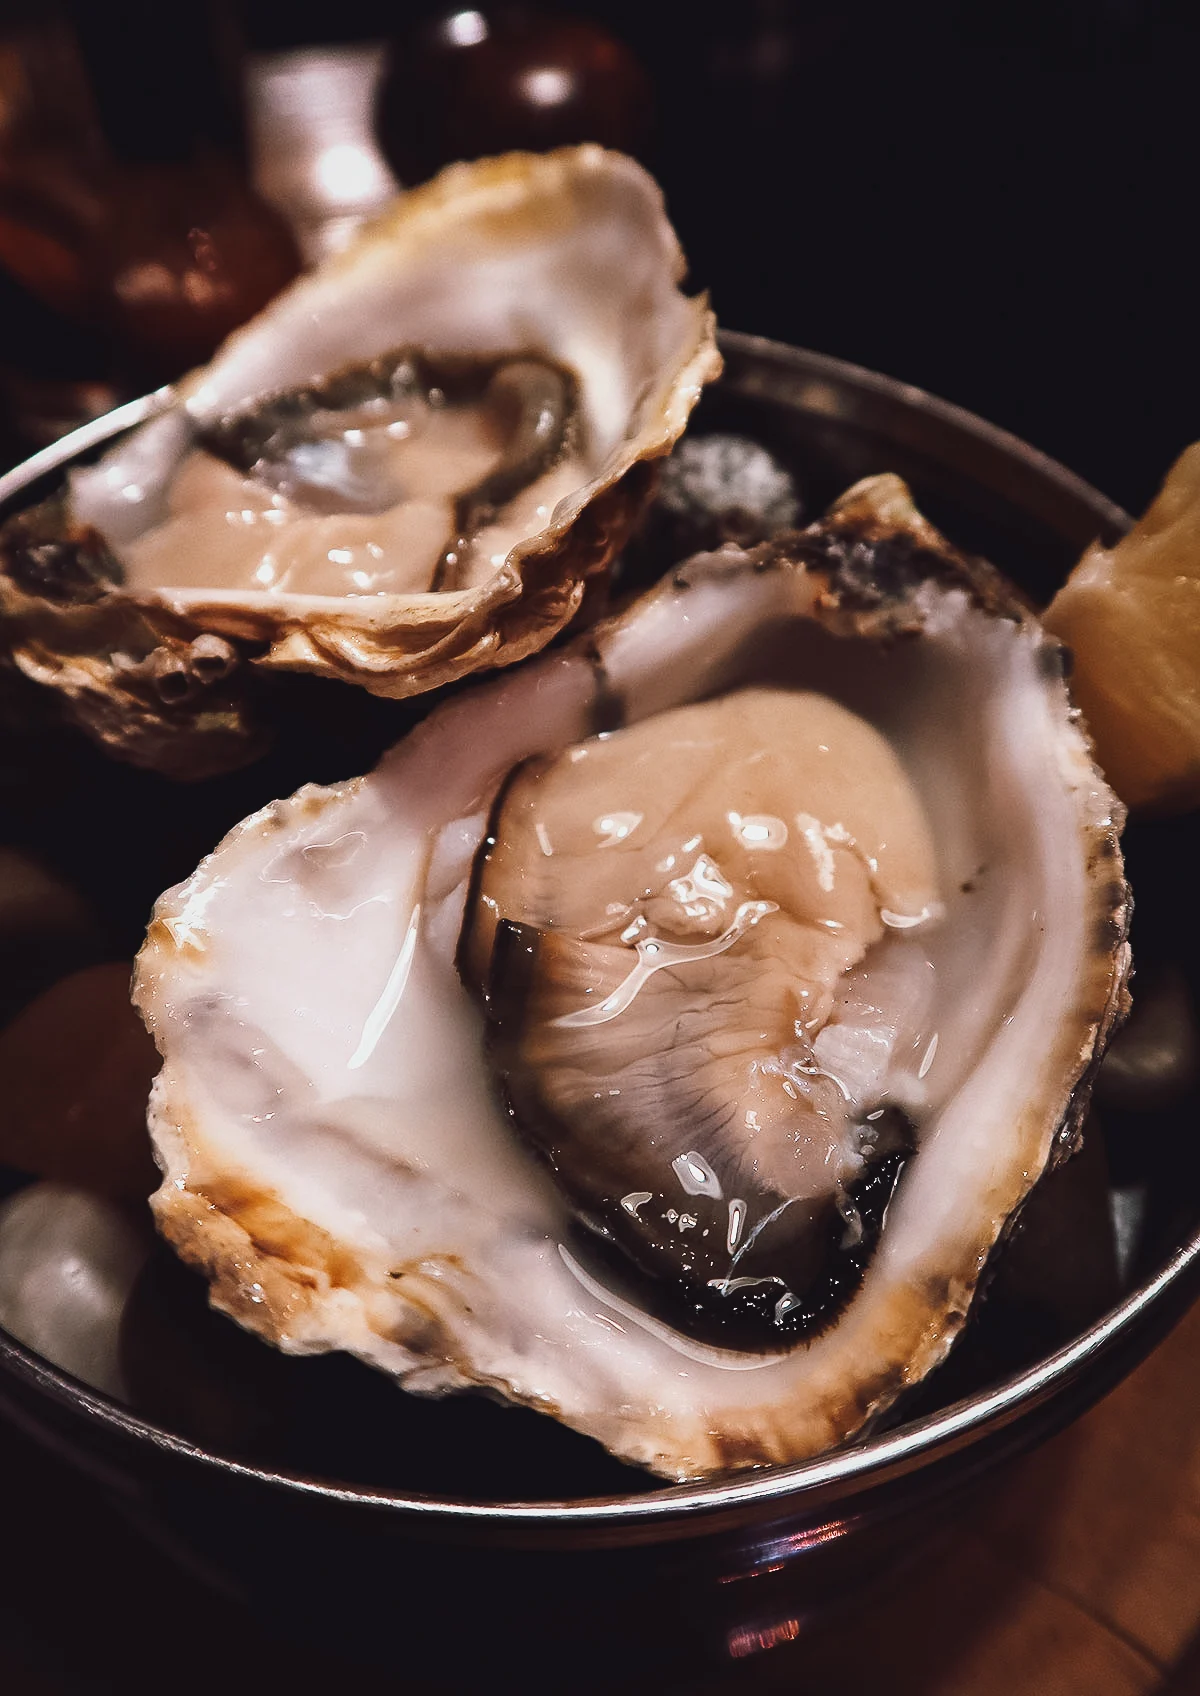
[3,1295,1200,1695]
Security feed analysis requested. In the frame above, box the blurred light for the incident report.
[112,262,175,304]
[726,1616,805,1660]
[182,269,229,308]
[316,142,383,201]
[519,66,575,108]
[444,10,489,48]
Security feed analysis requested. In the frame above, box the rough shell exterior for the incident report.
[133,477,1131,1479]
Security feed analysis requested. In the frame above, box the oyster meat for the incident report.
[133,475,1130,1479]
[0,147,718,777]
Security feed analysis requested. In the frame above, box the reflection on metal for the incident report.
[718,1516,859,1582]
[726,1613,807,1659]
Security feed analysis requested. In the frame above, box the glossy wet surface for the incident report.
[1,356,1198,1502]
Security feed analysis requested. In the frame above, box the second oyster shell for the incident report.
[0,147,719,777]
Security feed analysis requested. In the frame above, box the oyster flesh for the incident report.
[133,475,1130,1479]
[0,147,718,778]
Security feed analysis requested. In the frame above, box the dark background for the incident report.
[239,0,1200,520]
[3,0,1197,513]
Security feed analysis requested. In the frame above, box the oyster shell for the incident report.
[133,475,1130,1479]
[0,148,718,778]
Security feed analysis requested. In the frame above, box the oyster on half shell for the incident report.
[0,147,718,778]
[133,475,1130,1480]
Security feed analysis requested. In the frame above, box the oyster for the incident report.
[133,475,1130,1479]
[0,147,718,778]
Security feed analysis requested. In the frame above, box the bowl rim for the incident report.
[3,331,1182,1535]
[5,1230,1198,1529]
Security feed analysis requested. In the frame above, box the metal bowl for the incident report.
[2,333,1197,1686]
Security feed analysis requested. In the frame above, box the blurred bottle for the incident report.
[377,5,652,186]
[0,6,114,454]
[67,0,302,393]
[0,1,302,458]
[246,42,400,265]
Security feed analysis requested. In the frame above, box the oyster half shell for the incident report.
[133,475,1130,1480]
[0,148,719,778]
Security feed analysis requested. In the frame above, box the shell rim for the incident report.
[0,333,1165,1533]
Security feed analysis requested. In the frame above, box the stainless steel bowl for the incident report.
[2,333,1196,1686]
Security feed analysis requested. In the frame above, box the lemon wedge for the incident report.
[1045,442,1200,813]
